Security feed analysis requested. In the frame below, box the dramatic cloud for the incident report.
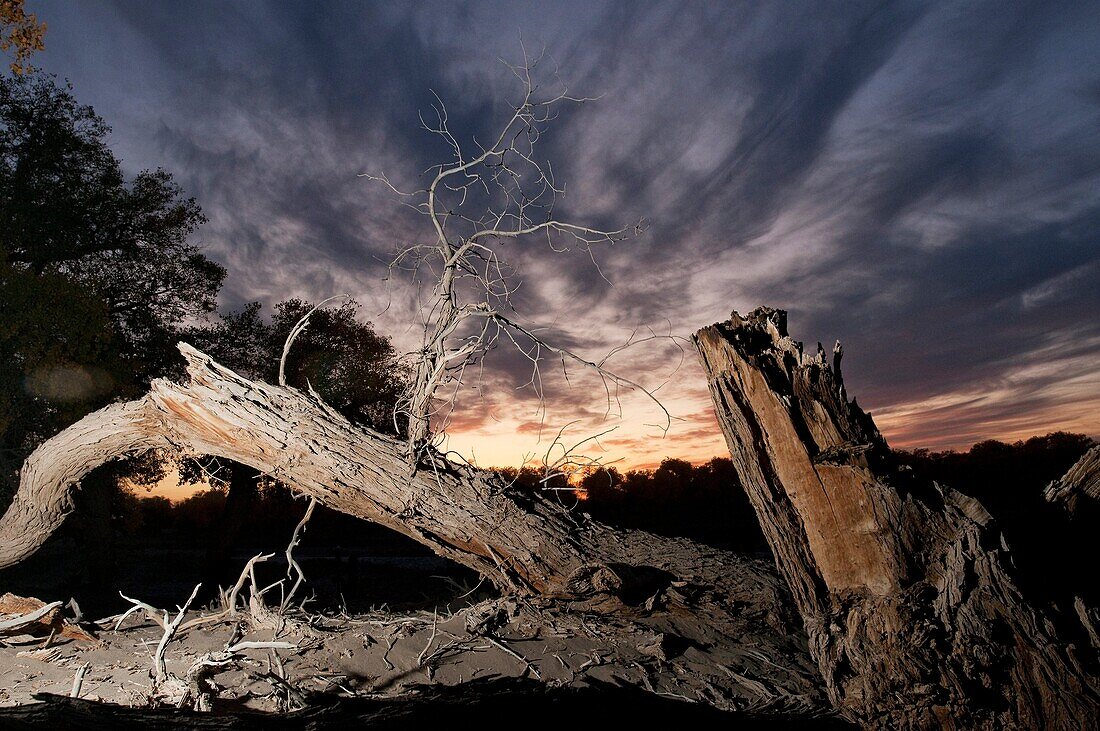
[33,0,1100,465]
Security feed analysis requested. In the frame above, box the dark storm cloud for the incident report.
[31,0,1100,450]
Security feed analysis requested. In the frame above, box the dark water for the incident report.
[0,678,855,729]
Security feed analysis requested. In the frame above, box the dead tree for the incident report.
[0,56,831,712]
[694,307,1100,729]
[361,48,664,461]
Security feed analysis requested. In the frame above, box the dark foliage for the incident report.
[498,457,769,553]
[186,298,408,435]
[0,72,224,501]
[116,482,423,554]
[894,432,1095,499]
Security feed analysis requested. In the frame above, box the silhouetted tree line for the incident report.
[499,458,770,553]
[110,481,428,555]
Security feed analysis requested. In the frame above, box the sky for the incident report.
[27,0,1100,471]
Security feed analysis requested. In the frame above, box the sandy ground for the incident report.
[0,592,825,719]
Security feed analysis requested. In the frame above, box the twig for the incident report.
[116,592,230,636]
[280,496,318,612]
[224,552,274,613]
[153,584,202,685]
[487,636,541,680]
[227,640,298,652]
[70,663,89,698]
[279,294,349,388]
[417,608,439,665]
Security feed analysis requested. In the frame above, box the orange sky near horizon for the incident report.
[138,354,1098,504]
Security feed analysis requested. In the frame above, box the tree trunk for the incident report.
[2,345,767,598]
[0,342,830,713]
[203,463,259,585]
[694,307,1100,729]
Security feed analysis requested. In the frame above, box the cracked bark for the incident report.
[694,306,1100,729]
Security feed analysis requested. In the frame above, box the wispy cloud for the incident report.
[32,0,1100,464]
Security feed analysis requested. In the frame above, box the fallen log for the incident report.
[694,307,1100,729]
[3,344,773,600]
[0,342,828,712]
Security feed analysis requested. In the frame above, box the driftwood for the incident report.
[0,593,94,643]
[694,307,1100,729]
[0,342,827,713]
[5,344,776,600]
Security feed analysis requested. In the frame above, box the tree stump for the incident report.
[694,306,1099,729]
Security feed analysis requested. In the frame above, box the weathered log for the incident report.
[2,344,764,598]
[0,342,829,712]
[694,307,1100,729]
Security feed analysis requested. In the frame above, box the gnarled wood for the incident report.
[2,344,764,599]
[694,307,1100,729]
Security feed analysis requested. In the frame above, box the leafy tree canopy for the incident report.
[0,72,224,357]
[188,298,409,435]
[0,72,224,497]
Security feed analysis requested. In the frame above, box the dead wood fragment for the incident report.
[0,593,94,643]
[1045,445,1100,516]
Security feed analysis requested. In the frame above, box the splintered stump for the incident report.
[694,307,1100,729]
[0,343,830,715]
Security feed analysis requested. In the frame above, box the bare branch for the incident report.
[280,496,318,613]
[152,583,202,684]
[362,51,670,466]
[279,294,350,387]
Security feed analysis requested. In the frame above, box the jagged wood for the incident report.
[694,307,1100,729]
[1045,444,1100,516]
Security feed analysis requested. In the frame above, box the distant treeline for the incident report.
[101,431,1094,558]
[500,458,770,553]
